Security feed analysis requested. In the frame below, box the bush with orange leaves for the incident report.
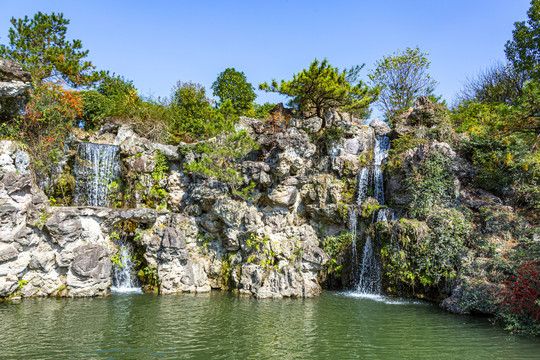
[11,83,82,180]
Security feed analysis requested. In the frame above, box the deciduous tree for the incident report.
[456,62,527,105]
[505,0,540,80]
[211,68,256,115]
[369,47,437,122]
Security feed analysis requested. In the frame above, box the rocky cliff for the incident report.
[3,90,534,321]
[0,108,382,299]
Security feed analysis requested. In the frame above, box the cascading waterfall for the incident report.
[71,142,140,293]
[373,136,389,204]
[111,240,142,293]
[349,167,371,277]
[357,236,381,294]
[355,167,371,205]
[349,135,390,294]
[72,142,121,207]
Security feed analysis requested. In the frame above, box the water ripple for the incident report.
[0,291,538,359]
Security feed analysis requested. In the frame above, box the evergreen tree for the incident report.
[259,59,378,128]
[0,12,105,87]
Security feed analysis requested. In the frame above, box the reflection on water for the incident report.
[0,291,539,359]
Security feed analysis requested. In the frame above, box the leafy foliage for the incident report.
[97,74,136,98]
[183,130,258,187]
[211,68,256,115]
[453,90,540,211]
[322,232,354,276]
[380,211,469,292]
[170,81,234,142]
[8,83,82,180]
[505,0,540,80]
[500,260,540,335]
[0,12,105,87]
[406,150,457,218]
[251,102,276,119]
[259,59,378,127]
[78,90,108,130]
[369,47,437,122]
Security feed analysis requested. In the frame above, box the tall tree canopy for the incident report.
[259,59,378,128]
[369,47,437,121]
[505,0,540,80]
[0,12,105,87]
[211,68,256,115]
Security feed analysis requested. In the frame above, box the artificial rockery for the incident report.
[0,100,374,298]
[1,60,538,327]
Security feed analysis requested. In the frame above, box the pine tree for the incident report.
[259,59,378,128]
[0,12,105,87]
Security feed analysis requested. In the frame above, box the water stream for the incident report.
[72,142,121,207]
[350,135,390,293]
[110,240,141,294]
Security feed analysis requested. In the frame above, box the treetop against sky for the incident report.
[0,0,532,114]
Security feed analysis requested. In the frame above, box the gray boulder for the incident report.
[369,118,391,137]
[0,58,31,98]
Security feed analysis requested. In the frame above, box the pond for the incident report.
[1,291,539,359]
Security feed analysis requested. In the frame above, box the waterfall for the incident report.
[348,207,360,280]
[356,237,381,294]
[73,142,121,207]
[349,135,390,294]
[355,167,371,205]
[373,136,389,204]
[111,240,141,293]
[376,208,389,222]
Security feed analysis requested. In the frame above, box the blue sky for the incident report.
[0,0,532,116]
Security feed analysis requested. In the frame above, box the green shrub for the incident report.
[79,90,109,130]
[322,232,354,277]
[97,74,136,98]
[251,102,276,119]
[459,279,498,314]
[170,81,235,142]
[380,210,470,292]
[183,130,258,188]
[406,150,457,219]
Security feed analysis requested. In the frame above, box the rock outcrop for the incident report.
[1,110,380,299]
[0,58,31,98]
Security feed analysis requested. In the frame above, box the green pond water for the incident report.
[1,291,539,359]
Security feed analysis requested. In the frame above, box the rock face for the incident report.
[0,108,381,299]
[369,118,391,137]
[0,58,31,98]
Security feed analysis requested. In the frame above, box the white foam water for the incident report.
[73,142,121,207]
[341,291,427,305]
[349,135,391,295]
[110,243,142,294]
